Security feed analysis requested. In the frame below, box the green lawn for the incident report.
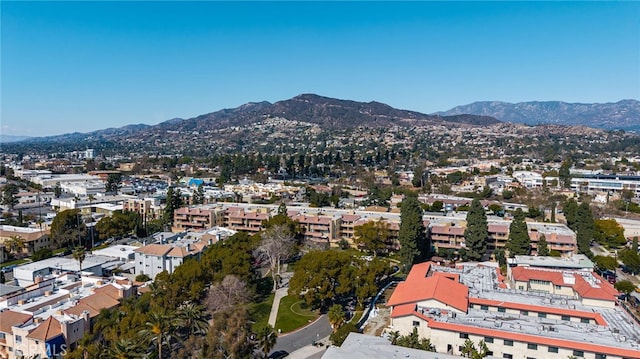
[249,292,275,331]
[0,258,30,268]
[275,295,319,333]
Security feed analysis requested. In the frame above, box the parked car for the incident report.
[269,350,289,359]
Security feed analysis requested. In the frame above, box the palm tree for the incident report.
[177,302,208,337]
[138,310,179,359]
[255,324,277,358]
[87,194,96,248]
[103,338,144,359]
[73,247,85,275]
[461,339,476,358]
[388,330,400,345]
[4,236,25,258]
[327,304,345,332]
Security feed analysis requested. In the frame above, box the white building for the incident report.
[133,237,210,279]
[387,262,635,359]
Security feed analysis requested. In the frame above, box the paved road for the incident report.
[591,243,639,286]
[271,315,332,355]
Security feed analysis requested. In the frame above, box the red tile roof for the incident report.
[0,310,31,333]
[511,267,619,302]
[387,262,469,313]
[26,316,62,341]
[341,214,361,222]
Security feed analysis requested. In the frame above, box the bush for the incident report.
[330,322,358,346]
[32,248,53,261]
[135,273,151,282]
[549,250,561,258]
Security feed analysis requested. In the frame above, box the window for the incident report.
[503,354,513,359]
[412,321,420,327]
[595,354,607,359]
[538,313,546,318]
[484,337,493,343]
[580,318,590,324]
[573,350,584,357]
[15,335,22,343]
[527,343,538,350]
[480,305,489,310]
[460,333,468,339]
[561,315,570,321]
[555,285,562,290]
[548,346,559,353]
[504,339,513,346]
[498,307,506,313]
[520,310,529,316]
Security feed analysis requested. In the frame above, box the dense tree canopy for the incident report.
[289,250,391,309]
[96,210,142,240]
[354,220,391,257]
[594,219,627,249]
[593,255,618,271]
[50,209,86,248]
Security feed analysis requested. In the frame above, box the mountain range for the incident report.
[2,95,638,145]
[151,94,498,133]
[437,99,640,131]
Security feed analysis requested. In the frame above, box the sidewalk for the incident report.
[286,337,330,359]
[268,286,288,327]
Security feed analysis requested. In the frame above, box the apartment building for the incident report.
[224,206,270,233]
[387,262,635,359]
[0,274,134,359]
[339,214,361,242]
[429,217,577,257]
[134,237,209,279]
[430,219,466,251]
[123,197,163,222]
[289,211,339,245]
[0,226,51,259]
[172,206,225,232]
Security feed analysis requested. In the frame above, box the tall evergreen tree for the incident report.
[506,208,530,256]
[192,183,205,205]
[163,187,182,226]
[537,234,549,256]
[398,197,428,272]
[563,198,578,232]
[576,202,594,257]
[559,160,572,188]
[463,198,488,261]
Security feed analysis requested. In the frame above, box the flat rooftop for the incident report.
[322,332,500,359]
[427,264,640,352]
[513,254,593,269]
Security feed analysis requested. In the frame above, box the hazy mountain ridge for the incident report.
[0,135,32,143]
[438,100,640,131]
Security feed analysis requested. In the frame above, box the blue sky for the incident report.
[2,1,639,137]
